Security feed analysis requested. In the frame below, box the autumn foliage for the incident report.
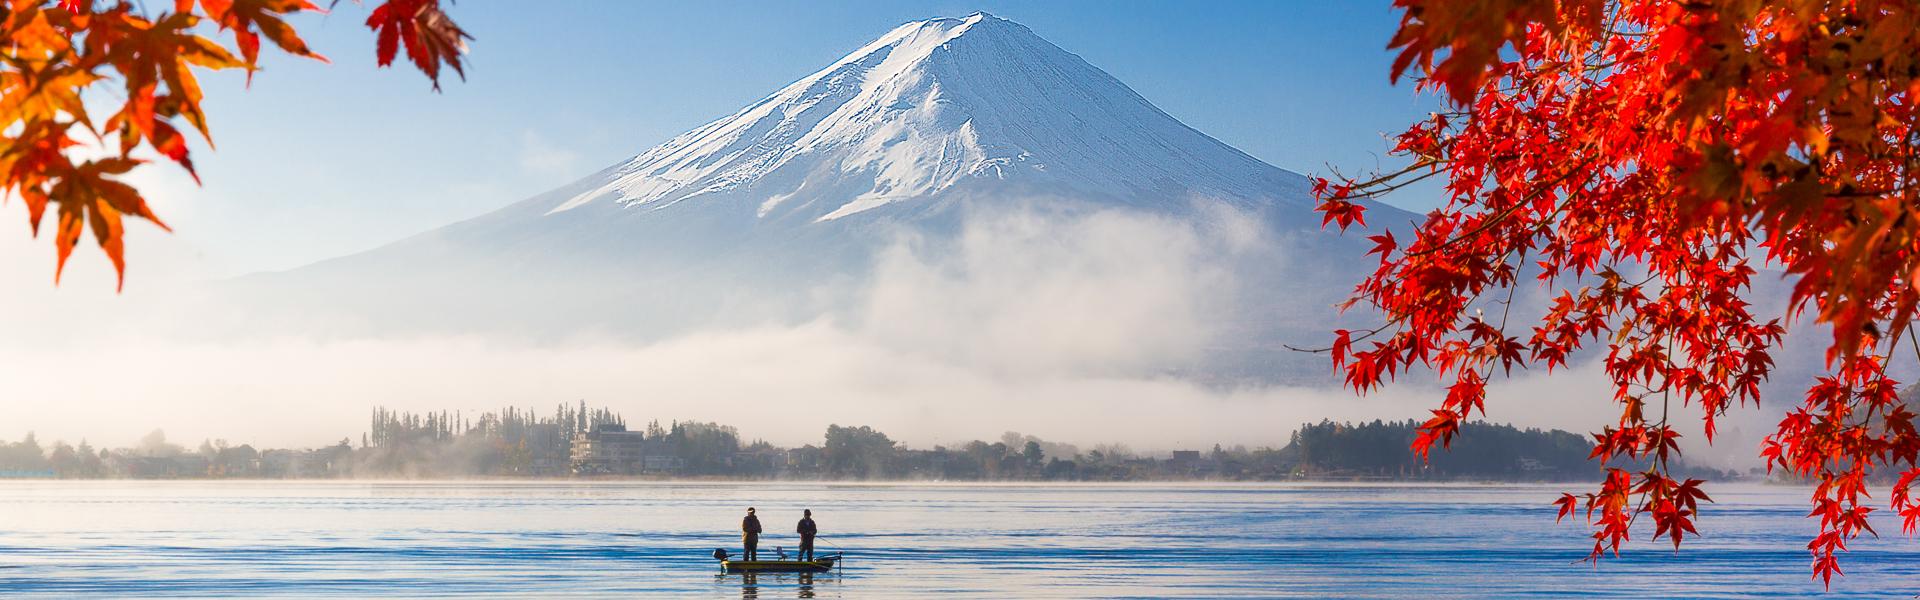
[1316,0,1920,585]
[0,0,467,287]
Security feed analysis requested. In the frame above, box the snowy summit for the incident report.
[243,12,1391,373]
[543,12,1309,224]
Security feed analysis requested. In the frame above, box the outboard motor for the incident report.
[712,548,730,561]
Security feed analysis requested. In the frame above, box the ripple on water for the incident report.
[0,482,1913,598]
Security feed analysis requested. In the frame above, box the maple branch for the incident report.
[1405,157,1599,258]
[1333,158,1448,195]
[1907,329,1920,372]
[1345,168,1445,200]
[1284,320,1396,354]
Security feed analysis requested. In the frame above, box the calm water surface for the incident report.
[1,481,1916,598]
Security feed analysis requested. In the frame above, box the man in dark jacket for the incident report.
[741,507,762,561]
[796,509,818,561]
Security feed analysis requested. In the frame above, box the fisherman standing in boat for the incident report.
[796,509,818,561]
[742,507,763,561]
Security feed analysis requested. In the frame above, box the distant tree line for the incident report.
[1285,419,1593,479]
[0,411,1748,482]
[1278,419,1737,481]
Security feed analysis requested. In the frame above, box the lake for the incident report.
[0,481,1915,598]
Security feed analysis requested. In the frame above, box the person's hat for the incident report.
[747,507,755,513]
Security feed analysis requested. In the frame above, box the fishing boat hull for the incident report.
[720,557,838,573]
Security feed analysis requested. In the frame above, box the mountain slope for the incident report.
[541,13,1309,224]
[230,13,1406,381]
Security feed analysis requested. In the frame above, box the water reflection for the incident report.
[2,482,1915,597]
[725,571,826,599]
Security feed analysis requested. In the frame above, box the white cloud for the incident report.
[0,324,1390,451]
[0,201,1794,466]
[860,206,1245,375]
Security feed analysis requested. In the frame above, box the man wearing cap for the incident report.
[741,507,763,561]
[796,509,818,561]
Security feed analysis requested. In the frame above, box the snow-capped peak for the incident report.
[546,13,1305,223]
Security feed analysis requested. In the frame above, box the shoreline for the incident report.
[0,476,1790,486]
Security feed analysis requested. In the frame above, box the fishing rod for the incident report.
[812,534,847,573]
[813,534,845,553]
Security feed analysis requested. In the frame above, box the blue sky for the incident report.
[50,1,1438,278]
[5,3,1680,451]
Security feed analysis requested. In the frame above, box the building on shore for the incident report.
[785,446,822,470]
[570,424,651,475]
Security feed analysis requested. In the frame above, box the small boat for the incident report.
[717,553,840,573]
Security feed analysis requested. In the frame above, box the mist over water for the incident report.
[0,203,1417,451]
[2,482,1915,598]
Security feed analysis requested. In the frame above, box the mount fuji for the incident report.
[233,13,1407,381]
[547,12,1311,223]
